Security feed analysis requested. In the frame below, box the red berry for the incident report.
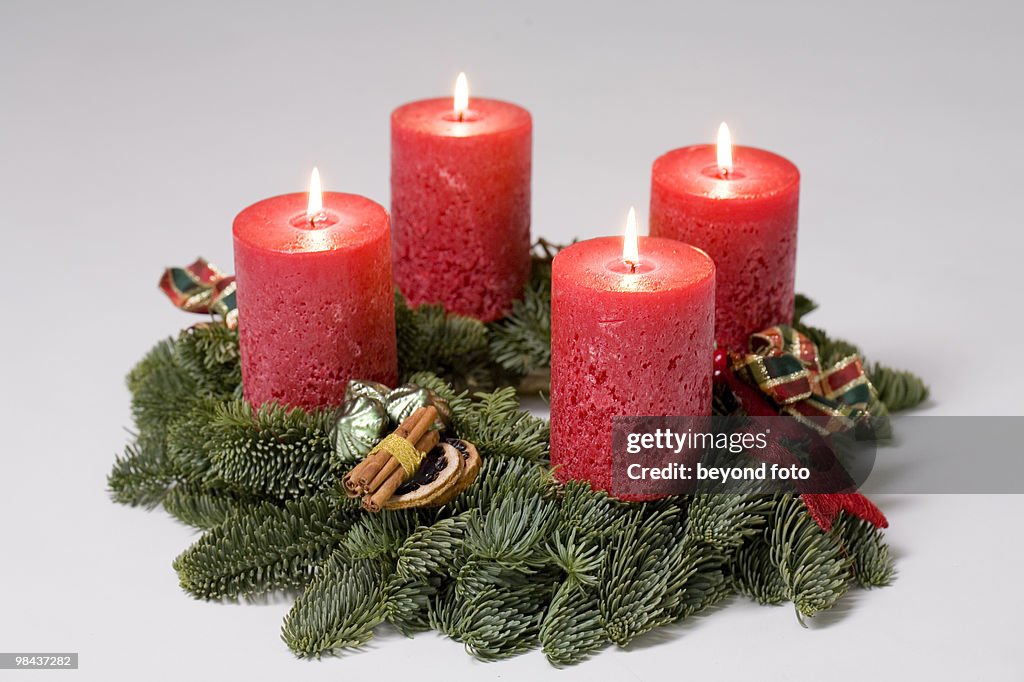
[713,347,728,380]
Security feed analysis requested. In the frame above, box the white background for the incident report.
[1,1,1022,680]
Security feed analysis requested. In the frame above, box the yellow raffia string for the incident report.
[369,433,424,478]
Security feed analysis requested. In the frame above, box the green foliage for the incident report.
[281,552,389,657]
[837,514,896,588]
[685,493,775,550]
[732,535,787,605]
[599,506,685,645]
[162,484,259,530]
[172,495,355,600]
[395,292,491,388]
[207,400,338,500]
[435,581,554,661]
[870,363,930,412]
[395,514,470,580]
[110,281,909,666]
[384,574,437,636]
[397,246,556,390]
[770,496,851,624]
[174,324,242,396]
[540,581,605,666]
[488,254,553,377]
[108,437,175,507]
[792,293,818,325]
[340,509,420,561]
[454,387,550,461]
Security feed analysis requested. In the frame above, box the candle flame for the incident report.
[717,122,733,176]
[307,167,323,221]
[454,72,469,120]
[623,206,640,270]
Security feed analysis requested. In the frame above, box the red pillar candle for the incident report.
[650,123,800,351]
[391,73,531,321]
[550,210,716,496]
[233,170,398,408]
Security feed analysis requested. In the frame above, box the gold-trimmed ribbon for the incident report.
[158,257,238,329]
[732,325,876,434]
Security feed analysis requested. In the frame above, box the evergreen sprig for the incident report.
[281,551,389,657]
[207,399,338,500]
[396,245,557,391]
[172,495,356,600]
[770,495,851,624]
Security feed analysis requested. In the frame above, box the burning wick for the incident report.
[717,122,733,178]
[623,206,640,273]
[454,72,469,123]
[307,167,324,226]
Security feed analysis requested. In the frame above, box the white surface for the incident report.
[1,1,1022,680]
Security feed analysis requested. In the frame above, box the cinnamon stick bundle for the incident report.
[342,406,440,511]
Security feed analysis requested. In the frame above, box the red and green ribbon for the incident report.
[716,325,888,531]
[158,258,238,328]
[732,325,875,435]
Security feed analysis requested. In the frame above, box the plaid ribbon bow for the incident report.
[158,258,238,329]
[732,325,875,435]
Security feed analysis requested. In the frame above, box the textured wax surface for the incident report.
[233,192,398,408]
[549,237,715,498]
[391,98,532,321]
[650,145,800,351]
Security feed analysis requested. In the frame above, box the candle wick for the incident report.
[626,260,637,274]
[457,111,464,122]
[719,167,730,179]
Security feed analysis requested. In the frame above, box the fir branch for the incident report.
[540,581,606,666]
[384,574,437,636]
[837,514,896,588]
[395,292,491,388]
[108,436,174,507]
[449,455,549,515]
[661,537,730,621]
[395,514,471,581]
[127,337,202,437]
[207,400,338,500]
[462,479,559,571]
[340,509,420,562]
[173,324,242,397]
[870,363,930,412]
[770,496,851,624]
[164,396,222,485]
[556,480,628,540]
[162,483,259,530]
[437,581,554,661]
[732,535,786,605]
[488,275,551,377]
[792,293,818,325]
[455,558,539,598]
[546,531,603,589]
[173,495,355,600]
[281,552,389,657]
[598,506,684,646]
[454,387,550,461]
[684,493,775,550]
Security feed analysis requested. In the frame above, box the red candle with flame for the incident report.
[549,209,716,496]
[650,124,800,351]
[233,169,398,408]
[391,73,532,321]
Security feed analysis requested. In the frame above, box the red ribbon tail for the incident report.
[801,492,888,532]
